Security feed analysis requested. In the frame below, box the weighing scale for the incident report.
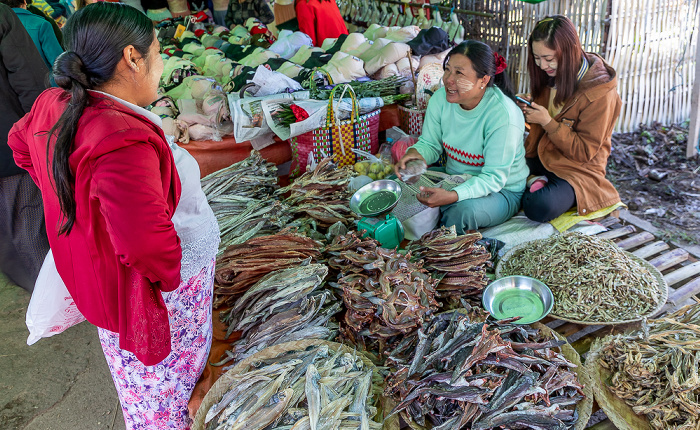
[349,180,405,249]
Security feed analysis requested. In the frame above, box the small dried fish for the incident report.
[597,304,700,429]
[500,232,661,322]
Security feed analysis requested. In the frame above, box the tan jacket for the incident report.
[524,53,622,215]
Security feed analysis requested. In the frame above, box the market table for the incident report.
[180,104,402,178]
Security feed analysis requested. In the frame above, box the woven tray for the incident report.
[494,239,668,325]
[585,337,653,430]
[395,321,593,430]
[192,339,394,430]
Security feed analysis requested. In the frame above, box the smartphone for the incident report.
[515,96,533,107]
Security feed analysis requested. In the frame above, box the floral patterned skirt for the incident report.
[98,259,214,430]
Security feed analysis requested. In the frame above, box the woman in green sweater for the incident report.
[395,40,528,233]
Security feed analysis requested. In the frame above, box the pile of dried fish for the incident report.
[214,228,324,308]
[329,243,440,358]
[407,226,491,303]
[216,263,341,365]
[204,344,383,430]
[325,229,379,280]
[499,232,661,322]
[385,309,586,429]
[596,305,700,429]
[200,150,282,252]
[276,158,357,230]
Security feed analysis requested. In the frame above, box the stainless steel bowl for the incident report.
[482,275,554,324]
[349,179,402,217]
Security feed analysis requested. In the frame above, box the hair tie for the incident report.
[494,52,507,75]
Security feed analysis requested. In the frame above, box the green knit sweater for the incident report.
[413,86,528,202]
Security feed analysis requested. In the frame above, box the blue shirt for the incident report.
[12,8,63,69]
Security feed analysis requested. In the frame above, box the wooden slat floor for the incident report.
[541,213,700,429]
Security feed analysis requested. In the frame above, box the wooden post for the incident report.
[688,32,700,158]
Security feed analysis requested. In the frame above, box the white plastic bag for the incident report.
[26,250,86,345]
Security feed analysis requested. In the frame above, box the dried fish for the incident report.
[500,232,661,322]
[597,304,700,429]
[215,264,341,365]
[329,239,440,359]
[213,228,324,308]
[276,158,358,232]
[203,344,382,430]
[385,307,585,429]
[407,226,491,305]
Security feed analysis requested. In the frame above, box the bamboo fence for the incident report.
[451,0,699,132]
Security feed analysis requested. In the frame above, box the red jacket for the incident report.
[9,88,182,365]
[295,0,348,47]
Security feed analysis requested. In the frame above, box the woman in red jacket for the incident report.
[295,0,348,47]
[9,3,219,428]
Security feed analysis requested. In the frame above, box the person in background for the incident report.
[0,3,50,292]
[26,0,64,47]
[225,0,273,27]
[9,3,219,428]
[517,15,621,222]
[295,0,348,47]
[395,40,527,233]
[2,0,63,68]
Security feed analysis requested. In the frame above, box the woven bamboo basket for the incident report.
[192,339,395,430]
[585,337,653,430]
[495,239,668,325]
[393,321,593,430]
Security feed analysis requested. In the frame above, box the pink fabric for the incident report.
[99,259,214,430]
[9,88,182,365]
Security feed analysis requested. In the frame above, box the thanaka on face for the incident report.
[442,53,489,110]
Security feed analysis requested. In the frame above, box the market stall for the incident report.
[145,10,700,430]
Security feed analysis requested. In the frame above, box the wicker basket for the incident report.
[192,339,395,430]
[585,337,653,430]
[494,239,669,325]
[396,321,593,430]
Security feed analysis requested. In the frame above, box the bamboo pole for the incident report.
[688,5,700,157]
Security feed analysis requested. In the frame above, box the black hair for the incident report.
[443,40,515,100]
[49,2,154,235]
[0,0,26,9]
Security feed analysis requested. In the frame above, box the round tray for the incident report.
[495,239,668,325]
[192,339,393,430]
[396,321,593,430]
[585,337,652,430]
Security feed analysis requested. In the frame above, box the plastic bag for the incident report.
[26,250,86,345]
[351,148,394,181]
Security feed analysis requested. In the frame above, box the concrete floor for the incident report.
[0,272,126,430]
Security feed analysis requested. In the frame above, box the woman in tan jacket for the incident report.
[517,15,622,222]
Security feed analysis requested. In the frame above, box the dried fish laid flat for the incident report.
[215,263,341,366]
[591,305,700,430]
[198,342,385,430]
[200,150,281,253]
[498,232,663,323]
[329,241,440,359]
[214,228,324,308]
[276,158,358,230]
[406,226,491,304]
[385,308,587,430]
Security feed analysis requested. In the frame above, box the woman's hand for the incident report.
[394,148,426,180]
[416,186,458,207]
[521,102,552,127]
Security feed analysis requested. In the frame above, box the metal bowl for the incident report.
[482,276,554,325]
[349,179,402,217]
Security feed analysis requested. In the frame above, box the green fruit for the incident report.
[383,164,393,175]
[369,163,382,174]
[377,172,385,179]
[368,173,378,180]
